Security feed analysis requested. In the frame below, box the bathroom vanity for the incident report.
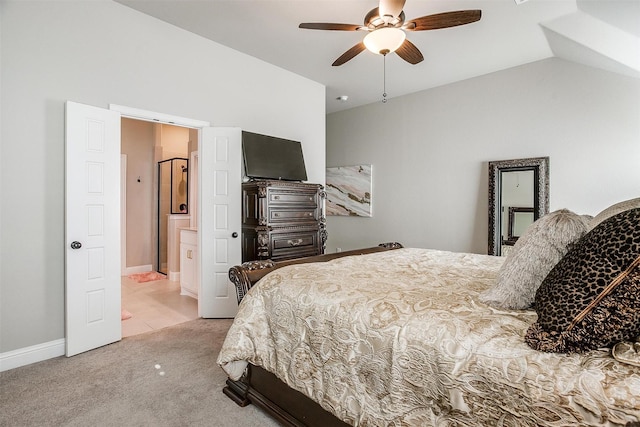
[179,227,198,299]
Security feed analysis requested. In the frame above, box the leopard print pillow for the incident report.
[525,207,640,353]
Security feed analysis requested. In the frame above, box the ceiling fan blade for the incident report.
[379,0,406,18]
[405,10,481,31]
[332,42,366,66]
[395,39,424,65]
[299,23,361,31]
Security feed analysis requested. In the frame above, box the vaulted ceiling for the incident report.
[116,0,640,113]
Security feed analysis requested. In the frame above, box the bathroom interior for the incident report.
[120,118,199,336]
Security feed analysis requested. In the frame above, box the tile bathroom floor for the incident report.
[121,275,198,338]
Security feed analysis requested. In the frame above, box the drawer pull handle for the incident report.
[307,212,313,216]
[274,195,280,200]
[187,249,193,259]
[274,213,280,217]
[287,239,303,247]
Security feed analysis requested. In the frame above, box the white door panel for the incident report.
[65,101,121,356]
[199,127,241,318]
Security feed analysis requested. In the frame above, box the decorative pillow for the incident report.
[525,208,640,353]
[479,209,590,310]
[588,197,640,231]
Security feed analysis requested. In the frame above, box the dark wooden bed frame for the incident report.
[223,242,404,427]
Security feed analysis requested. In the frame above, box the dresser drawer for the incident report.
[270,230,320,260]
[268,189,318,207]
[268,207,318,224]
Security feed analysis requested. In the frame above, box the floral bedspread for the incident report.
[217,248,640,426]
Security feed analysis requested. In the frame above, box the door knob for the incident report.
[231,232,238,238]
[70,241,82,249]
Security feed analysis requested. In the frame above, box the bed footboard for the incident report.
[229,242,403,304]
[223,364,351,427]
[223,242,403,425]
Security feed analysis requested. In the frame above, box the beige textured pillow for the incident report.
[480,209,590,310]
[588,197,640,231]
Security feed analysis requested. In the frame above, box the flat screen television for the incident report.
[242,131,308,181]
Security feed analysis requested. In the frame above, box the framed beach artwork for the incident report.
[326,164,372,217]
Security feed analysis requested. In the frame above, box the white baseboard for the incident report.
[123,264,153,275]
[0,339,65,372]
[180,286,198,300]
[169,271,180,282]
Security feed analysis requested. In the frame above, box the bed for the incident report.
[217,204,640,426]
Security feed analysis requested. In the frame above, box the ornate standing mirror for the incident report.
[488,157,549,256]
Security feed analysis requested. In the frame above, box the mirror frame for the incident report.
[488,157,549,256]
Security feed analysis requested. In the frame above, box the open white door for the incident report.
[199,127,242,318]
[65,101,121,356]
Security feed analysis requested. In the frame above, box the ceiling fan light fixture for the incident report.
[363,27,406,55]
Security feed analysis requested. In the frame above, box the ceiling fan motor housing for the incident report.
[364,8,406,30]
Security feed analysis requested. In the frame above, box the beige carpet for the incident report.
[0,319,279,427]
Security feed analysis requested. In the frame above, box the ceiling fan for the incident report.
[299,0,481,66]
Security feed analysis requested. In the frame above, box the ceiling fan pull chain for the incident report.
[382,54,388,103]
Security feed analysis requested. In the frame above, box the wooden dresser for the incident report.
[241,180,326,262]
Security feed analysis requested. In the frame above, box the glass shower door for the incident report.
[157,158,188,274]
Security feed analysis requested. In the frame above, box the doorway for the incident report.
[66,102,240,354]
[120,118,198,336]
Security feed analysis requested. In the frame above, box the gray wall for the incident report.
[326,58,640,254]
[0,1,325,353]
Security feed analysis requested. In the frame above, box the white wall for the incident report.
[0,1,325,354]
[326,58,640,254]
